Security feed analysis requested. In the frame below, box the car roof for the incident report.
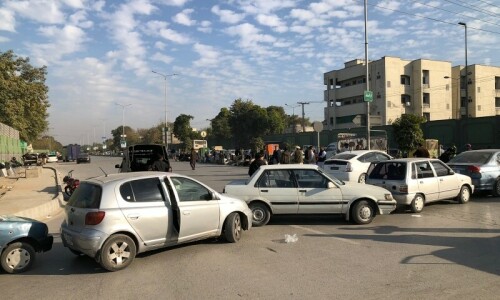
[84,171,178,185]
[377,158,438,163]
[258,164,319,170]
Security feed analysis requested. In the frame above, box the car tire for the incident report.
[99,234,136,272]
[1,242,36,274]
[351,200,374,224]
[249,202,271,227]
[358,173,367,184]
[456,185,471,204]
[493,178,500,197]
[410,194,425,213]
[223,213,242,243]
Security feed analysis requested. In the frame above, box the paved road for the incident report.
[1,156,499,299]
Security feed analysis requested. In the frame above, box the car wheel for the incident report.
[99,234,136,272]
[410,194,425,213]
[223,213,242,243]
[249,202,271,227]
[358,173,367,184]
[493,178,500,197]
[351,200,374,224]
[457,185,471,204]
[1,242,36,274]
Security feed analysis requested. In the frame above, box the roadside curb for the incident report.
[14,166,65,221]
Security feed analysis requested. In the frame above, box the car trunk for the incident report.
[323,160,349,172]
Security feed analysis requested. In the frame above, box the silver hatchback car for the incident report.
[60,172,252,271]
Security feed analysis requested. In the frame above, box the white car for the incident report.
[366,158,474,213]
[323,150,392,183]
[223,164,397,226]
[47,154,58,163]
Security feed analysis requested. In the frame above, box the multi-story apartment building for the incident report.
[323,56,500,130]
[449,64,500,119]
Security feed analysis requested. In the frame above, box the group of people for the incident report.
[248,145,327,176]
[413,142,471,163]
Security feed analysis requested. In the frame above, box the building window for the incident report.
[401,94,411,106]
[400,75,410,85]
[423,93,430,107]
[387,81,391,88]
[422,70,429,84]
[495,77,500,89]
[461,97,466,108]
[496,97,500,108]
[477,87,480,93]
[423,113,430,121]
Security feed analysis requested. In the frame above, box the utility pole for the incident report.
[152,71,178,150]
[297,101,310,133]
[364,0,371,150]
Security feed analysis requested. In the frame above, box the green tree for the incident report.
[111,126,140,149]
[266,106,287,134]
[211,108,232,145]
[249,137,265,157]
[173,114,194,144]
[0,50,50,142]
[229,99,268,148]
[392,114,426,154]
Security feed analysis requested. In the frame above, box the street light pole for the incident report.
[115,102,131,149]
[152,70,178,150]
[364,0,371,150]
[285,103,300,133]
[297,102,310,133]
[458,22,468,119]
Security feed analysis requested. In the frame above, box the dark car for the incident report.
[0,215,53,273]
[447,149,500,196]
[76,153,91,164]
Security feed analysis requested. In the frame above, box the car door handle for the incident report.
[261,190,268,192]
[183,211,191,215]
[299,189,307,193]
[127,214,139,220]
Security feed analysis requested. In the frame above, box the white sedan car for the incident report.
[223,164,397,226]
[323,150,392,183]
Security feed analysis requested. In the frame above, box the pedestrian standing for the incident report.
[293,146,303,164]
[190,148,198,170]
[465,143,472,151]
[307,145,316,164]
[150,153,171,172]
[317,147,327,169]
[248,153,267,176]
[271,145,281,165]
[413,143,430,158]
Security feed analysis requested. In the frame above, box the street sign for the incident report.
[200,131,207,138]
[312,121,323,132]
[352,115,363,126]
[364,91,373,102]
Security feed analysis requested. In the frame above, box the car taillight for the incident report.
[346,162,352,172]
[85,211,105,225]
[399,185,408,193]
[467,165,481,174]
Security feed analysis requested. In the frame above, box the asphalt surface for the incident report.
[0,165,63,220]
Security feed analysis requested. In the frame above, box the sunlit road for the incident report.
[1,156,499,299]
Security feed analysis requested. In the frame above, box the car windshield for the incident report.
[67,182,102,208]
[332,153,357,160]
[449,152,493,164]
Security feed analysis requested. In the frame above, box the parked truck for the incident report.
[62,144,81,162]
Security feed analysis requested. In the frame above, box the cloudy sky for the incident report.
[1,0,499,145]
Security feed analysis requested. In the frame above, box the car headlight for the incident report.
[384,193,394,201]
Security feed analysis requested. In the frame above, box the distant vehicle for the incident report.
[323,150,392,183]
[223,164,397,226]
[0,215,53,273]
[47,153,58,163]
[63,144,81,162]
[76,153,91,164]
[325,142,337,159]
[366,158,473,213]
[115,144,171,172]
[447,149,500,196]
[60,172,252,271]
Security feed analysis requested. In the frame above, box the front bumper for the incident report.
[377,200,397,215]
[39,234,54,252]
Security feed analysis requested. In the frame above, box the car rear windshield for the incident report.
[368,162,407,180]
[67,182,102,208]
[332,153,357,160]
[449,151,493,164]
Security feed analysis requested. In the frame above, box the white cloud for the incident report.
[375,0,401,16]
[211,5,245,24]
[255,14,287,32]
[151,52,174,64]
[237,0,296,14]
[173,8,196,26]
[225,23,276,48]
[4,0,66,24]
[197,20,212,33]
[29,25,87,64]
[193,43,220,68]
[155,41,167,50]
[0,8,15,32]
[69,11,93,29]
[156,0,190,6]
[146,21,191,44]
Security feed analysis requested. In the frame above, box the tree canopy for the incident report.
[0,50,50,142]
[392,114,426,153]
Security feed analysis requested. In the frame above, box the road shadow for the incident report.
[304,225,500,276]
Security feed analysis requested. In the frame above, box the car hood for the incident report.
[0,215,39,223]
[340,182,392,198]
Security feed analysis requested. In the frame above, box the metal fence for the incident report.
[0,122,22,162]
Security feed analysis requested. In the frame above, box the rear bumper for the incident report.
[392,194,416,205]
[60,225,106,258]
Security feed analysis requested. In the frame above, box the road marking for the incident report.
[290,225,360,245]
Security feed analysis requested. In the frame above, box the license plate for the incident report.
[330,167,339,170]
[64,233,73,246]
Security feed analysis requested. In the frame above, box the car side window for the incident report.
[415,162,434,178]
[295,169,327,188]
[358,153,373,162]
[120,178,165,202]
[171,177,212,202]
[257,170,295,188]
[431,161,450,177]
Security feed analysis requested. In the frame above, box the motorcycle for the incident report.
[63,170,80,197]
